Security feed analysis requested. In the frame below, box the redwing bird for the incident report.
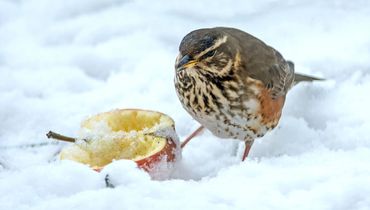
[174,27,322,160]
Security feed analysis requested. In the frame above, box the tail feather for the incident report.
[287,61,324,85]
[294,73,324,84]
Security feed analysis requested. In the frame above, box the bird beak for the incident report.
[176,54,197,69]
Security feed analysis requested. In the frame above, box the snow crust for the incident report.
[1,0,370,209]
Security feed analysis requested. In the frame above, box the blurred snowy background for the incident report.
[1,0,370,209]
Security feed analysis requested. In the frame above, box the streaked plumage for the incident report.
[174,27,321,160]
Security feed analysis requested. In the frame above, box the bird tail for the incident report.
[294,73,324,84]
[287,61,324,85]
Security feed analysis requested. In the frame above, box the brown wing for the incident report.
[220,27,295,98]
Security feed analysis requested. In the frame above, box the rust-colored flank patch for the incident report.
[258,87,285,125]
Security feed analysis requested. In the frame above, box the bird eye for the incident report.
[204,50,216,58]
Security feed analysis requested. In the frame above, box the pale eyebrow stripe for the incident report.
[195,36,228,59]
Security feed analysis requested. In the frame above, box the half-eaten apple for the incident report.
[58,109,181,176]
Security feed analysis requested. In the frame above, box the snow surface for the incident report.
[1,0,370,209]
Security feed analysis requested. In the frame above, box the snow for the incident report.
[1,0,370,209]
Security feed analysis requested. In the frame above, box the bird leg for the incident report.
[180,125,204,148]
[242,140,254,161]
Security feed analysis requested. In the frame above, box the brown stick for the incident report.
[46,131,76,143]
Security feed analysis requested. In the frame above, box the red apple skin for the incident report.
[135,137,177,172]
[92,137,178,173]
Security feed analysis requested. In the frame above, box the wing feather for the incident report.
[220,27,295,98]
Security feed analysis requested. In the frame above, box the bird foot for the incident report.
[242,140,254,161]
[180,125,204,148]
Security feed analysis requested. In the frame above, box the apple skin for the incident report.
[135,137,177,172]
[92,136,178,173]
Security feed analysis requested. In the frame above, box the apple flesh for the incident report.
[59,109,180,175]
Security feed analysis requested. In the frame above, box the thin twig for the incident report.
[105,174,115,188]
[46,131,76,143]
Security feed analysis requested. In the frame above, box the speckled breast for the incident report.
[175,73,285,142]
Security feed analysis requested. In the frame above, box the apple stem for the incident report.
[46,131,76,143]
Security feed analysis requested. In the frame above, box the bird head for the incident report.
[175,28,237,76]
